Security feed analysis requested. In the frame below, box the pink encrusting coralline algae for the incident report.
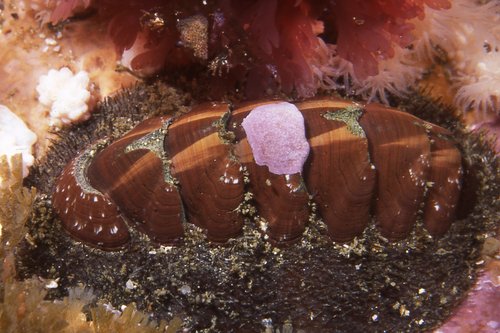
[436,265,500,333]
[241,102,310,175]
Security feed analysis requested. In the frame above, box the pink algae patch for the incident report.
[241,102,310,175]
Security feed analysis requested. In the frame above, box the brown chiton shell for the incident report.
[52,97,463,249]
[165,102,245,242]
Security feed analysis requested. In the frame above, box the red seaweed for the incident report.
[49,0,451,97]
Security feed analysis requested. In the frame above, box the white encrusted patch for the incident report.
[241,102,310,175]
[36,67,91,127]
[0,105,37,177]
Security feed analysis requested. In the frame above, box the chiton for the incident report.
[52,97,463,249]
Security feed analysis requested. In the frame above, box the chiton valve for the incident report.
[52,98,463,249]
